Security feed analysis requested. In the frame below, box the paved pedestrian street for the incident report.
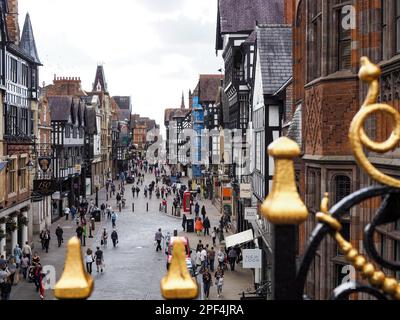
[9,173,253,300]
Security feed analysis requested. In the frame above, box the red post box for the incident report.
[183,191,191,213]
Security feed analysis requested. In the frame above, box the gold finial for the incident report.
[54,237,94,300]
[349,57,400,188]
[160,239,198,300]
[261,137,308,225]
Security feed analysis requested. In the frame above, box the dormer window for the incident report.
[96,81,102,91]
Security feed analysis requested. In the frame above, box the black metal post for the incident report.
[132,203,134,213]
[272,225,299,300]
[95,187,99,207]
[146,203,149,212]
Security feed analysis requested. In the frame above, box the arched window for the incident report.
[334,175,351,203]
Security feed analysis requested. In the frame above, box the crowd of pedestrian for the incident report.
[0,241,45,300]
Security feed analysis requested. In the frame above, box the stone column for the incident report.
[11,215,18,251]
[22,211,28,246]
[0,222,5,257]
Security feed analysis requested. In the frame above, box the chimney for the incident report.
[6,0,20,45]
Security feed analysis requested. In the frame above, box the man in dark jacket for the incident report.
[194,202,200,217]
[76,225,83,244]
[203,216,211,236]
[55,225,64,247]
[111,229,119,247]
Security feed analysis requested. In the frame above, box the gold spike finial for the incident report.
[161,239,198,300]
[54,237,94,300]
[261,137,308,225]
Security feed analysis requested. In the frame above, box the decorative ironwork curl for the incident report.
[349,57,400,188]
[332,282,388,300]
[316,194,400,300]
[295,185,400,299]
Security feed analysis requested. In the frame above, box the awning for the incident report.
[225,229,254,249]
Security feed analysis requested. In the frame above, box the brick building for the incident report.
[292,0,400,299]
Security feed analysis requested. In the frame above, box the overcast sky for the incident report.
[19,0,222,131]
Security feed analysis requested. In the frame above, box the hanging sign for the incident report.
[38,157,52,173]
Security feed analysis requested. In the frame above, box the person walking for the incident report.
[101,228,108,247]
[194,202,200,217]
[20,254,29,280]
[76,224,84,244]
[116,193,122,207]
[203,216,210,236]
[100,203,106,217]
[107,204,112,219]
[196,240,203,252]
[13,244,22,269]
[111,212,117,228]
[7,256,17,286]
[201,205,206,221]
[217,248,226,269]
[228,247,238,271]
[208,246,216,272]
[218,228,225,244]
[136,186,140,197]
[200,246,208,270]
[55,225,64,247]
[214,266,224,297]
[154,228,164,252]
[111,229,119,248]
[22,242,32,263]
[0,264,11,300]
[33,263,45,299]
[43,229,50,253]
[95,247,104,273]
[85,248,94,275]
[195,218,203,237]
[211,228,217,246]
[39,229,46,250]
[64,206,70,220]
[202,268,212,299]
[82,223,87,247]
[195,249,202,273]
[182,214,187,232]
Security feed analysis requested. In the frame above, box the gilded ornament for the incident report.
[349,57,400,187]
[160,239,198,300]
[261,137,308,225]
[54,237,94,300]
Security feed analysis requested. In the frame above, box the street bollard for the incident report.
[132,203,134,213]
[165,204,167,214]
[147,203,149,212]
[173,229,178,236]
[106,193,108,201]
[159,203,162,212]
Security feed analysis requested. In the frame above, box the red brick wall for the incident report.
[6,0,19,45]
[304,79,359,156]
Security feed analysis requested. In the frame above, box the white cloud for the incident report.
[18,0,222,130]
